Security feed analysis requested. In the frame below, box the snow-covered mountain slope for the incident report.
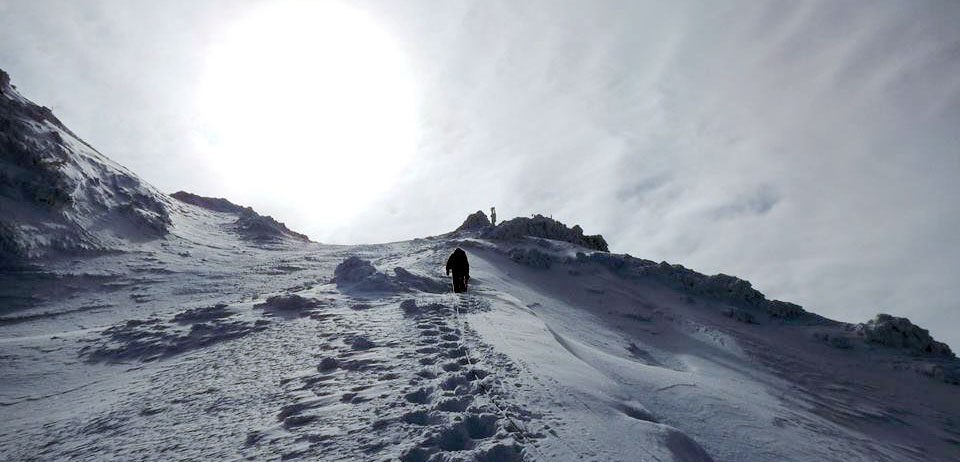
[0,69,172,264]
[1,68,957,461]
[1,213,957,461]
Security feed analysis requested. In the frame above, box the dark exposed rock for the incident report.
[254,294,322,314]
[233,209,309,242]
[170,191,250,214]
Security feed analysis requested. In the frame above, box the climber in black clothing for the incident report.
[446,248,470,293]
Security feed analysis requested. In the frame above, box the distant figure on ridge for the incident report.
[490,207,497,226]
[446,248,470,293]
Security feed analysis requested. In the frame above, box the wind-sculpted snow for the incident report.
[483,214,608,252]
[334,255,399,292]
[334,255,449,294]
[393,267,449,293]
[0,68,170,263]
[80,305,270,363]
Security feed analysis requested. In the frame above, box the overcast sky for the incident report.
[2,0,958,348]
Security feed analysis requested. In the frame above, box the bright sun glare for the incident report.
[197,1,418,230]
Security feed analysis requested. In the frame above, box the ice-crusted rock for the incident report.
[509,247,553,269]
[487,214,608,252]
[335,256,376,282]
[571,252,806,319]
[456,210,492,232]
[1,68,171,262]
[858,314,954,357]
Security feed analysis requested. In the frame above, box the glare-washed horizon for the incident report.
[1,0,958,348]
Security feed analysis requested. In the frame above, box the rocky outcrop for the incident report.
[234,210,309,242]
[456,210,492,232]
[857,314,954,358]
[487,214,608,252]
[170,191,250,214]
[171,191,309,242]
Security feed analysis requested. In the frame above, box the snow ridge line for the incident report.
[451,292,549,462]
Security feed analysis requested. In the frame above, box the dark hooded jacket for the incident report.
[446,248,469,277]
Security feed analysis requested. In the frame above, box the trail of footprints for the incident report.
[250,296,532,461]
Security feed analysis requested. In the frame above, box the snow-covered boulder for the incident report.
[334,256,376,282]
[254,294,322,314]
[333,256,397,292]
[858,314,954,357]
